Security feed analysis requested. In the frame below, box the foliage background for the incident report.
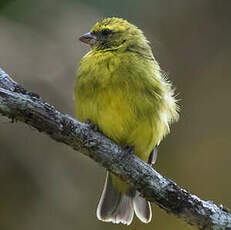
[0,1,231,229]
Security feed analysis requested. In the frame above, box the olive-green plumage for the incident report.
[75,17,179,225]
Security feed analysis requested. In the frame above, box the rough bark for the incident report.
[0,68,230,230]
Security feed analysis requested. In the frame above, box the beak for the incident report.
[79,32,97,45]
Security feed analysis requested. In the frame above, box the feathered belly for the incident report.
[75,87,166,162]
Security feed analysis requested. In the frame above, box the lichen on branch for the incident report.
[0,68,230,230]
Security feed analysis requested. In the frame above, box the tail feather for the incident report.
[96,172,121,220]
[96,172,134,225]
[111,194,134,225]
[133,191,152,223]
[96,172,152,225]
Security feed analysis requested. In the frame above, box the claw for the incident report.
[124,145,135,155]
[85,119,100,132]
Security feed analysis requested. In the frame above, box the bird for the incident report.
[74,17,179,225]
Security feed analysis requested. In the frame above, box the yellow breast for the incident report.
[75,50,178,162]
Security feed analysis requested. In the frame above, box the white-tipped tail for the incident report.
[133,191,152,223]
[96,172,152,225]
[96,172,134,225]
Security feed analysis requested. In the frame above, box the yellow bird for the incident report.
[75,17,179,225]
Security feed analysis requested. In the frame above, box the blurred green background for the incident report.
[0,0,231,229]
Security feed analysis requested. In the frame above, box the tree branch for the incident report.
[0,68,230,230]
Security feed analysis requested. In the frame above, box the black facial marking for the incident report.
[101,29,112,36]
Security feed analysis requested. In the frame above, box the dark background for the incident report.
[0,1,231,229]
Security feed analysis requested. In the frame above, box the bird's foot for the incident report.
[85,119,100,132]
[124,145,135,155]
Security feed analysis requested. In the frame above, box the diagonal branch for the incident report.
[0,68,230,230]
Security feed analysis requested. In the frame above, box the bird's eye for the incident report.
[101,29,112,36]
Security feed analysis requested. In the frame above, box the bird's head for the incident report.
[79,17,151,53]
